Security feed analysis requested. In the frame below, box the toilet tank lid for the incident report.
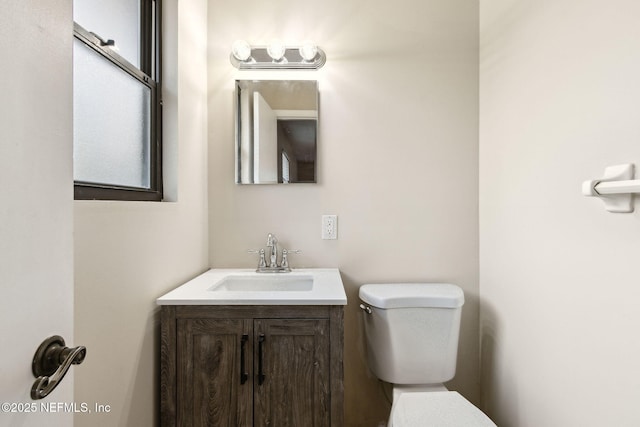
[359,283,464,309]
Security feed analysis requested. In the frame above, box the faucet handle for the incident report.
[281,249,301,269]
[248,249,267,268]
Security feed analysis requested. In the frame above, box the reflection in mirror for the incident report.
[235,80,318,184]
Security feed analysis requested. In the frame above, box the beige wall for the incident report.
[73,0,209,425]
[480,1,640,426]
[207,0,479,425]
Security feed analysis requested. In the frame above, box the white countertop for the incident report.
[156,268,347,305]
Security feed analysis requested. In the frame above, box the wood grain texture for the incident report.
[160,305,344,426]
[330,306,345,427]
[160,306,176,427]
[177,319,252,426]
[253,319,330,427]
[175,305,330,319]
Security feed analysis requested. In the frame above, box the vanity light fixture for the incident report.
[230,39,326,70]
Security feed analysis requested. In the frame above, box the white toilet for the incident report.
[359,283,496,427]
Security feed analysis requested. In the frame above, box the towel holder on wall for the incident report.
[582,163,640,213]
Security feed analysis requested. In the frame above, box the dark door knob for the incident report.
[31,335,86,400]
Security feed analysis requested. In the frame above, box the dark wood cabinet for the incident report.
[176,318,252,426]
[160,305,343,427]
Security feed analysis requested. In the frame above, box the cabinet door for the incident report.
[254,319,330,427]
[177,318,253,427]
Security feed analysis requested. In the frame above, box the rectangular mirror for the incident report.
[235,80,318,184]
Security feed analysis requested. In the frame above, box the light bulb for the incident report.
[299,42,318,61]
[231,40,252,61]
[267,40,286,61]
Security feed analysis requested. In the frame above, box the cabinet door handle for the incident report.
[240,334,249,385]
[257,333,266,385]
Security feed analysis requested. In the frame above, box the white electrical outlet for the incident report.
[322,215,338,239]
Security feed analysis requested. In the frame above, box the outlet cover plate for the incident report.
[322,215,338,239]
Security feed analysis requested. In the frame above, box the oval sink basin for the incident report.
[210,275,314,292]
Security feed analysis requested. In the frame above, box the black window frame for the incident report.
[73,0,163,201]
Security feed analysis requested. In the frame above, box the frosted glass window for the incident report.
[74,0,141,67]
[73,39,151,189]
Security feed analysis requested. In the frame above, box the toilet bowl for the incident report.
[359,283,496,427]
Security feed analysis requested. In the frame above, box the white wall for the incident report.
[480,1,640,425]
[73,0,209,425]
[207,0,479,425]
[0,2,74,426]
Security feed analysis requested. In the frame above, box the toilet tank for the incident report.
[359,283,464,385]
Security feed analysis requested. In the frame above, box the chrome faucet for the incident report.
[266,233,278,268]
[249,233,300,273]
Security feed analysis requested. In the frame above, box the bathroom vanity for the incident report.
[157,269,346,427]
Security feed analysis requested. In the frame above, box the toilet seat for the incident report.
[390,391,496,427]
